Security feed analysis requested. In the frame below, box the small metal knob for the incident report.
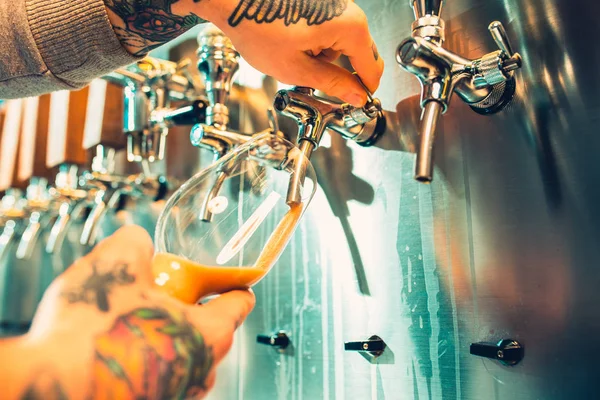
[470,338,524,366]
[344,335,386,357]
[257,331,290,351]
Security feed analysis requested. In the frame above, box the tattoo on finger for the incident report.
[372,42,379,61]
[62,261,135,312]
[228,0,348,27]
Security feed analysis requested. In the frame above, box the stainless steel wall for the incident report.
[1,0,593,397]
[198,0,600,399]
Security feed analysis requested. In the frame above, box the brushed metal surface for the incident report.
[2,0,599,397]
[208,0,600,398]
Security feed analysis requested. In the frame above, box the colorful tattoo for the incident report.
[62,261,135,312]
[228,0,348,27]
[92,308,213,399]
[106,0,206,56]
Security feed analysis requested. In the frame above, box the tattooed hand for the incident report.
[105,0,383,107]
[0,226,254,400]
[216,0,385,106]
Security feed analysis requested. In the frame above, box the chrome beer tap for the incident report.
[396,0,523,182]
[189,25,281,222]
[0,190,27,262]
[14,178,55,260]
[79,146,170,246]
[104,57,209,163]
[45,164,91,254]
[273,85,385,204]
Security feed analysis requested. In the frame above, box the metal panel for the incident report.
[206,0,600,398]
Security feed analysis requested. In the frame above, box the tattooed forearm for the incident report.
[93,308,213,399]
[228,0,348,27]
[105,0,207,56]
[62,261,135,312]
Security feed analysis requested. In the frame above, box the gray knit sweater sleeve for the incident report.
[0,0,141,99]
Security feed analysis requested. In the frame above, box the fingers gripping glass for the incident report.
[152,133,317,303]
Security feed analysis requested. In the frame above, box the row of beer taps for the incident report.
[0,23,386,330]
[0,3,525,254]
[0,0,523,331]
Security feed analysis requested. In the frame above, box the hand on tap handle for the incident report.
[105,0,384,107]
[0,226,255,399]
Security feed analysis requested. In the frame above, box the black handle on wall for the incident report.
[470,338,524,366]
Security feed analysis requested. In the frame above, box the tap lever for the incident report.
[257,331,291,353]
[488,21,522,75]
[489,21,515,58]
[162,99,209,127]
[344,335,387,358]
[470,339,524,366]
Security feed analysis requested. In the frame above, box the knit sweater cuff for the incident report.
[25,0,142,87]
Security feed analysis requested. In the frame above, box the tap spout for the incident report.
[415,101,444,183]
[46,201,86,254]
[15,211,43,260]
[286,140,315,206]
[0,220,18,262]
[80,189,122,247]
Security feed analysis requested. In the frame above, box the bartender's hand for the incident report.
[105,0,383,106]
[1,226,254,400]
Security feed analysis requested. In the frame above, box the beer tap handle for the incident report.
[0,100,24,191]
